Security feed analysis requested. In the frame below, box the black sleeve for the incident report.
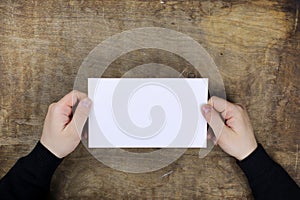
[237,143,300,200]
[0,141,63,200]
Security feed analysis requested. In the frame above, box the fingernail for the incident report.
[202,105,211,114]
[81,98,92,108]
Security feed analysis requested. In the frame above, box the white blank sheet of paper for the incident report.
[88,78,208,148]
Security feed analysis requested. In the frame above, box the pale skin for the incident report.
[201,96,258,161]
[40,90,92,158]
[41,92,257,161]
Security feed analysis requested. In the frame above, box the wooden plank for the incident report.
[0,0,299,199]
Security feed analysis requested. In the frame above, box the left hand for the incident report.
[41,90,92,158]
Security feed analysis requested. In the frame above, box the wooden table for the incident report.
[0,0,299,199]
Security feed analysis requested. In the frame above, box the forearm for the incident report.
[237,143,300,200]
[0,141,62,200]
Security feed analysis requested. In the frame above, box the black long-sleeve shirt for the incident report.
[0,142,62,200]
[237,143,300,199]
[0,142,299,199]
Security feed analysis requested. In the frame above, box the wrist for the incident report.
[40,138,63,159]
[35,141,64,162]
[237,142,258,161]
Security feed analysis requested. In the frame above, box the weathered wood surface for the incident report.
[0,0,299,199]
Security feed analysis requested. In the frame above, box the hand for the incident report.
[41,91,92,158]
[201,96,257,161]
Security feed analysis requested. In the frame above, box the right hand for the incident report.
[201,96,257,161]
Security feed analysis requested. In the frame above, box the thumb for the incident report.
[201,104,229,139]
[68,97,92,138]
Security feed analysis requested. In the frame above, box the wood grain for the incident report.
[0,0,299,199]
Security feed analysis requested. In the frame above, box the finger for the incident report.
[82,119,89,140]
[47,103,71,128]
[83,131,88,140]
[66,97,92,138]
[58,90,88,107]
[207,128,217,145]
[235,103,245,110]
[201,104,231,139]
[208,96,237,120]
